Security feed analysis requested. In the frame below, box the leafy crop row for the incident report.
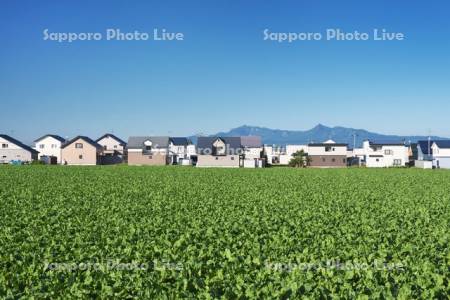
[0,166,449,298]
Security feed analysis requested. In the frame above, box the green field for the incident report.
[0,166,449,298]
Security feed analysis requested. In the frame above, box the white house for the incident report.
[264,145,289,165]
[431,141,450,169]
[34,134,66,164]
[169,137,195,165]
[363,140,408,168]
[0,134,39,164]
[241,136,265,168]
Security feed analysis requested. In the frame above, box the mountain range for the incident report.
[190,124,448,148]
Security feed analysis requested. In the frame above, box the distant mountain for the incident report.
[190,124,448,148]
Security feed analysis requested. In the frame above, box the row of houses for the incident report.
[1,133,450,169]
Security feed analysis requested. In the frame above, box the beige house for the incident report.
[196,137,243,168]
[61,136,103,165]
[308,140,348,168]
[127,136,171,166]
[96,133,127,164]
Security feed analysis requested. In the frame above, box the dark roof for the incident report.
[417,140,433,155]
[434,140,450,149]
[368,140,405,146]
[127,136,170,149]
[96,133,127,146]
[0,134,39,154]
[61,136,102,149]
[241,136,262,148]
[197,137,242,155]
[34,134,66,143]
[308,143,348,147]
[170,137,191,146]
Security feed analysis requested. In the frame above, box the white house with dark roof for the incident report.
[363,140,408,168]
[34,134,66,164]
[431,141,450,169]
[0,134,39,164]
[169,137,195,165]
[241,136,265,168]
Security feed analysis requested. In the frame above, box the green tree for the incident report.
[289,150,311,168]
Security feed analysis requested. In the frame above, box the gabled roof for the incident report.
[417,140,433,155]
[61,136,103,149]
[433,140,450,149]
[96,133,127,146]
[241,136,262,148]
[197,136,242,155]
[0,134,39,154]
[170,137,191,146]
[128,136,170,149]
[34,134,66,143]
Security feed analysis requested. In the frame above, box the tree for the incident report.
[288,150,311,168]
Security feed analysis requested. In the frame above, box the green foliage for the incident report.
[289,150,311,168]
[0,166,449,298]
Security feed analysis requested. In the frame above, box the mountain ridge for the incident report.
[190,124,448,147]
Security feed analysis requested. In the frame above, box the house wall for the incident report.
[128,151,168,166]
[0,137,34,163]
[308,145,347,156]
[61,139,99,165]
[433,157,450,169]
[244,147,262,159]
[286,145,308,157]
[35,136,63,163]
[432,144,450,157]
[309,155,347,167]
[97,136,125,154]
[196,155,240,167]
[363,141,408,168]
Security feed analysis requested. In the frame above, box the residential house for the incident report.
[169,137,196,165]
[264,145,289,165]
[241,136,265,168]
[307,140,348,167]
[197,137,242,168]
[127,136,171,166]
[61,136,103,165]
[34,134,66,164]
[431,141,450,169]
[0,134,39,164]
[416,140,433,161]
[96,133,127,164]
[363,140,408,168]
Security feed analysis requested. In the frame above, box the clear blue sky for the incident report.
[1,0,449,143]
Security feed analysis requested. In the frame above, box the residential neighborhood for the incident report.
[1,132,450,169]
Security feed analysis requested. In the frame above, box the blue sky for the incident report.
[1,0,449,143]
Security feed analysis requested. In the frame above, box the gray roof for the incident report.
[240,136,262,148]
[0,134,39,154]
[127,136,170,149]
[61,136,102,149]
[197,136,242,155]
[34,134,66,143]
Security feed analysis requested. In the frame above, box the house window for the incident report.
[114,145,117,149]
[2,144,8,148]
[75,143,83,149]
[231,157,235,160]
[343,158,346,163]
[148,155,152,159]
[325,146,332,152]
[104,146,107,150]
[322,158,326,162]
[145,146,152,151]
[376,158,380,162]
[2,155,6,158]
[79,155,83,159]
[51,144,57,148]
[331,158,336,162]
[39,144,45,149]
[384,149,393,155]
[393,159,402,166]
[215,157,219,160]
